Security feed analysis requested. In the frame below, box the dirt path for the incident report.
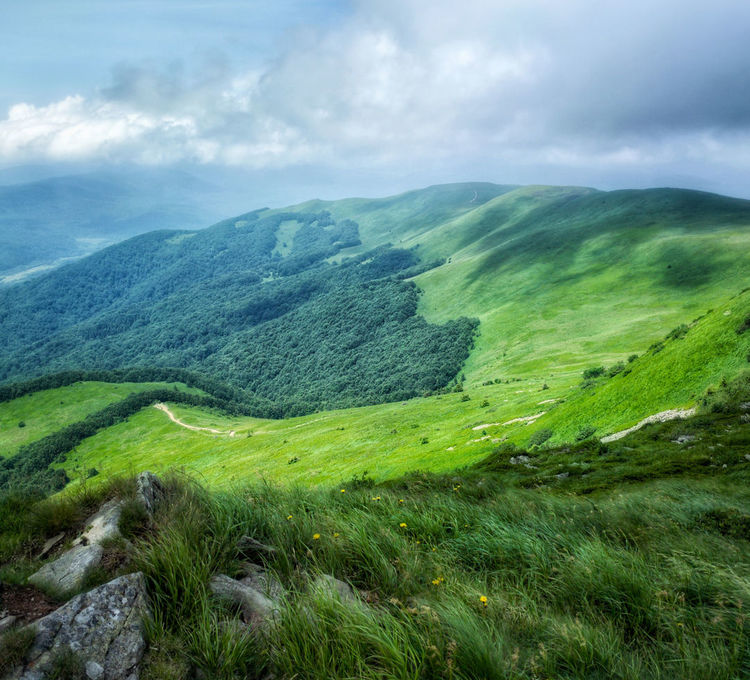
[154,403,235,436]
[601,407,696,443]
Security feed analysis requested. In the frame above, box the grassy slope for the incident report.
[411,187,750,385]
[0,381,203,458]
[44,288,747,488]
[6,183,750,487]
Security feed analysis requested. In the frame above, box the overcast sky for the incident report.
[2,0,750,201]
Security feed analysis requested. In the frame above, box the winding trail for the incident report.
[154,403,235,436]
[601,407,696,443]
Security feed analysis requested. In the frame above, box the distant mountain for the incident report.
[1,181,749,415]
[0,168,250,281]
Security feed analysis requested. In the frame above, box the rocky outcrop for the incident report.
[134,472,164,515]
[28,474,164,597]
[209,574,280,627]
[74,500,123,548]
[27,544,103,596]
[3,573,149,680]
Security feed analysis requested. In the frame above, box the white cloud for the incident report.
[1,0,750,192]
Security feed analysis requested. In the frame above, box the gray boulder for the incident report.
[28,544,103,596]
[3,572,149,680]
[209,574,279,626]
[74,500,123,548]
[238,563,284,600]
[134,472,164,515]
[312,574,358,604]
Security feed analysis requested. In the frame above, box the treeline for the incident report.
[0,389,251,495]
[0,367,275,413]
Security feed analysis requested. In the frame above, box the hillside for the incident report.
[0,168,251,282]
[2,183,750,419]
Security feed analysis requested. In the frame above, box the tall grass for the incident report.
[125,470,749,679]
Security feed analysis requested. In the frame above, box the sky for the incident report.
[2,0,750,202]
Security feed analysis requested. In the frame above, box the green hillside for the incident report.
[0,285,733,491]
[0,380,201,458]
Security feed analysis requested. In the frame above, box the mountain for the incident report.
[3,181,749,415]
[0,168,252,282]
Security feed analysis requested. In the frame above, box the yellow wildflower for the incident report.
[340,489,346,493]
[333,532,340,538]
[480,595,488,607]
[286,515,293,520]
[313,533,320,540]
[372,496,381,501]
[399,522,407,528]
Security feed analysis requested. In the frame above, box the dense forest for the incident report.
[0,210,477,415]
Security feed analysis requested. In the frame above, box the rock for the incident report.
[28,544,103,595]
[85,660,105,679]
[209,574,279,626]
[312,574,358,604]
[238,564,284,600]
[0,614,17,634]
[135,472,164,515]
[745,454,750,462]
[509,455,530,465]
[6,573,149,680]
[73,500,123,548]
[672,435,697,444]
[38,533,65,560]
[555,472,569,480]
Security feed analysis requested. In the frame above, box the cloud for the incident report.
[2,0,750,192]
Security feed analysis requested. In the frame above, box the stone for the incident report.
[5,573,149,680]
[37,533,65,560]
[209,574,279,625]
[509,455,530,465]
[555,472,569,480]
[135,472,164,515]
[237,535,276,555]
[73,500,123,548]
[672,434,697,444]
[28,544,103,595]
[85,660,104,679]
[313,574,358,604]
[238,563,284,600]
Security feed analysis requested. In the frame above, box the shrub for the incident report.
[582,366,604,380]
[576,426,596,441]
[607,362,625,378]
[460,394,471,402]
[627,354,638,363]
[528,429,553,447]
[17,421,25,428]
[736,315,750,335]
[480,400,490,408]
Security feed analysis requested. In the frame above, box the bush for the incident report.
[528,429,553,447]
[607,362,625,378]
[576,426,596,441]
[17,421,25,428]
[628,354,639,363]
[582,366,605,380]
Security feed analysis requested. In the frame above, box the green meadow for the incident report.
[0,381,200,458]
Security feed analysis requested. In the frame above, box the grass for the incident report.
[27,286,745,492]
[0,381,201,458]
[3,376,750,678]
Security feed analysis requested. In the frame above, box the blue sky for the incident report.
[2,0,750,200]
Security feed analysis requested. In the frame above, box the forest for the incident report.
[0,210,476,415]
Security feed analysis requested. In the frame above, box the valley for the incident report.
[1,182,749,680]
